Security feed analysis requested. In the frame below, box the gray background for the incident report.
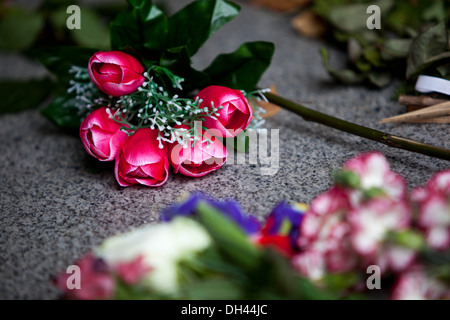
[1,0,449,299]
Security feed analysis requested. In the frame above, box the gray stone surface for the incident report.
[0,0,449,299]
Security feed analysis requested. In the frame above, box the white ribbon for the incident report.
[415,75,450,96]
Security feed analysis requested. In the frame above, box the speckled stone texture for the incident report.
[1,0,449,299]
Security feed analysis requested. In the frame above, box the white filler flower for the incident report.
[95,217,212,295]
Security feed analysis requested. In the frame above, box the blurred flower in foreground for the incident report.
[391,267,450,300]
[95,217,211,295]
[53,254,115,300]
[254,201,306,256]
[53,152,450,300]
[160,194,260,235]
[349,199,415,273]
[338,151,406,205]
[412,170,450,250]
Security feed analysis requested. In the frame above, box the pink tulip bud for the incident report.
[115,128,169,187]
[196,85,253,138]
[80,107,128,161]
[88,51,145,97]
[168,125,228,177]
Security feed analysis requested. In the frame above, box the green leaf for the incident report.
[367,71,391,87]
[110,0,168,58]
[362,187,386,199]
[204,41,274,91]
[406,21,449,79]
[41,94,89,129]
[322,272,361,292]
[321,47,365,84]
[159,46,210,92]
[257,249,336,300]
[390,230,426,250]
[32,46,96,90]
[167,0,240,57]
[363,46,382,67]
[196,201,260,270]
[422,0,446,22]
[0,7,44,51]
[183,278,242,300]
[334,169,360,189]
[0,79,53,114]
[380,38,412,61]
[70,7,110,50]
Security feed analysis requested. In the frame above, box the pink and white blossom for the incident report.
[391,267,450,300]
[349,198,413,273]
[297,188,359,275]
[343,152,406,204]
[412,170,450,250]
[292,250,326,281]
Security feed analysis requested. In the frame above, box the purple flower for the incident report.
[262,201,305,251]
[160,194,260,235]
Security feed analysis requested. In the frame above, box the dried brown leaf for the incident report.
[291,9,327,38]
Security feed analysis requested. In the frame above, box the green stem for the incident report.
[265,92,450,161]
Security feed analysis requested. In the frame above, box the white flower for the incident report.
[95,217,211,295]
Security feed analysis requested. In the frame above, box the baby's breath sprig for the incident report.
[68,65,265,150]
[109,66,224,149]
[243,88,271,129]
[67,66,113,114]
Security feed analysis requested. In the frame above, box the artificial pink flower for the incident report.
[298,187,359,274]
[412,170,450,250]
[391,267,450,300]
[168,125,228,177]
[80,107,128,161]
[299,187,351,247]
[292,250,326,281]
[196,85,253,138]
[115,255,152,285]
[88,51,145,97]
[53,254,115,300]
[369,245,416,274]
[115,128,169,187]
[343,152,406,204]
[349,199,411,256]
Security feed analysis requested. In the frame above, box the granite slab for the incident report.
[0,0,449,299]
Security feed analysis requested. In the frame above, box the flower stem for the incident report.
[265,92,450,161]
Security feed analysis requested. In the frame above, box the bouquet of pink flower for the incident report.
[79,62,252,187]
[54,152,450,300]
[38,0,274,187]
